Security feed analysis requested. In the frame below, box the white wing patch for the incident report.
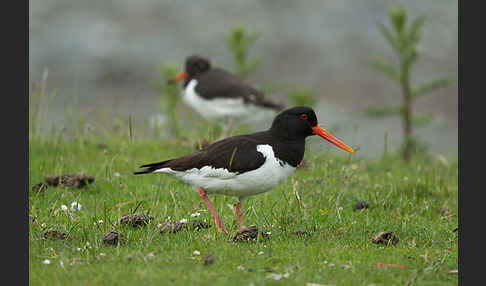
[154,144,296,198]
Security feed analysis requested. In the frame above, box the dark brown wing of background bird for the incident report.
[195,68,284,110]
[134,133,269,175]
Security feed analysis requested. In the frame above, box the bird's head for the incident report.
[270,106,354,154]
[169,55,211,84]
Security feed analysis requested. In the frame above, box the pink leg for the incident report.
[234,198,244,231]
[198,188,228,234]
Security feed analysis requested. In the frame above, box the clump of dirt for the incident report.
[45,174,95,189]
[43,229,68,240]
[372,231,399,246]
[452,227,458,232]
[119,213,153,228]
[103,230,122,245]
[291,230,309,237]
[31,182,48,193]
[232,225,259,242]
[260,230,272,239]
[192,219,211,231]
[203,254,215,265]
[159,221,188,234]
[354,200,369,210]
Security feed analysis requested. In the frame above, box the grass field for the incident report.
[28,133,458,286]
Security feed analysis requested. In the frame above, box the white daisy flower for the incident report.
[61,205,68,211]
[193,250,200,256]
[42,259,51,265]
[190,212,201,218]
[179,218,188,224]
[70,202,82,211]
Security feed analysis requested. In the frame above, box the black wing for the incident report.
[134,133,269,175]
[195,68,284,110]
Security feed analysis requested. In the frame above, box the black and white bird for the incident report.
[169,55,284,137]
[134,106,354,234]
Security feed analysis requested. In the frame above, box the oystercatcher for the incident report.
[134,106,354,234]
[169,55,284,137]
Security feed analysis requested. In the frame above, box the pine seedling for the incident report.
[225,27,261,78]
[366,6,453,162]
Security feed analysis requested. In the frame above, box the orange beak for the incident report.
[168,72,188,84]
[312,125,355,154]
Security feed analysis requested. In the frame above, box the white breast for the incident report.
[182,79,259,119]
[153,144,296,198]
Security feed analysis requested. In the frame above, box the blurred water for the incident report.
[29,0,458,157]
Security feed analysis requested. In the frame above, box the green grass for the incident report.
[29,136,458,286]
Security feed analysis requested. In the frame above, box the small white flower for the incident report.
[190,212,201,218]
[114,172,120,177]
[157,223,163,228]
[98,220,104,224]
[61,205,68,211]
[193,250,200,256]
[41,223,46,228]
[237,265,244,270]
[99,253,106,257]
[76,248,81,251]
[266,273,289,280]
[70,201,82,211]
[42,259,51,265]
[179,218,188,224]
[147,252,155,259]
[59,260,64,268]
[257,251,264,255]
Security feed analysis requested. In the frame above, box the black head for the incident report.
[185,55,211,77]
[269,106,355,153]
[270,106,318,141]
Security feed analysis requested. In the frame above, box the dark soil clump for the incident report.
[159,221,188,234]
[354,200,369,210]
[372,231,399,246]
[103,230,122,245]
[203,254,215,265]
[45,174,95,189]
[119,213,153,228]
[232,225,259,242]
[32,182,48,193]
[192,219,211,231]
[43,229,68,240]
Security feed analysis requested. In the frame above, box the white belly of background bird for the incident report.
[183,79,259,120]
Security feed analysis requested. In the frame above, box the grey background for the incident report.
[29,0,458,157]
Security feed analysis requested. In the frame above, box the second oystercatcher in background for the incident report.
[169,55,284,137]
[134,106,354,234]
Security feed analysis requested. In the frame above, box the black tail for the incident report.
[133,159,171,175]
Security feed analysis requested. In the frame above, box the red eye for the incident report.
[300,114,308,120]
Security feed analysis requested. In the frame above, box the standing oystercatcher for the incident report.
[134,106,354,234]
[169,55,283,137]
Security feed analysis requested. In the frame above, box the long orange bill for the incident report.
[168,72,188,84]
[312,125,355,154]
